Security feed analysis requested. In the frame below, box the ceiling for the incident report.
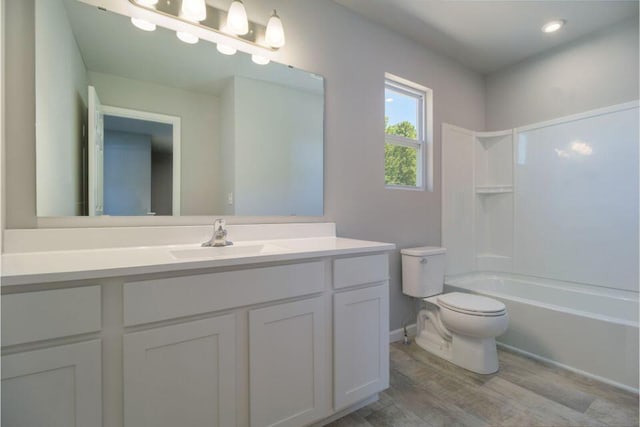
[334,0,639,74]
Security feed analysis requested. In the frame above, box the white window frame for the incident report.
[384,73,433,191]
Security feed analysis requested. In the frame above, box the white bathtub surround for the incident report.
[446,272,639,392]
[442,101,639,290]
[441,102,639,391]
[1,223,394,426]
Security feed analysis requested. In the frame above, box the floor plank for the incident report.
[326,343,639,427]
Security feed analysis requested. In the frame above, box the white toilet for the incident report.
[401,247,508,374]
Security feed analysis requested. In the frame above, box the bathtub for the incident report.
[444,272,639,392]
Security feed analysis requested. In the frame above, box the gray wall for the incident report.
[3,0,486,330]
[485,17,639,130]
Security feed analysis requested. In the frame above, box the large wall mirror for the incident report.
[35,0,324,217]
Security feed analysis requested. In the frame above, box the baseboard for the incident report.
[497,342,639,394]
[389,323,417,343]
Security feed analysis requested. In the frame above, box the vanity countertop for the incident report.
[1,237,395,286]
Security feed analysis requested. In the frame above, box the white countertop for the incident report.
[1,237,395,286]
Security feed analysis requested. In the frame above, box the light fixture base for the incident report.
[128,0,278,52]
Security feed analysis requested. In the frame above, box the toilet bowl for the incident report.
[401,247,509,374]
[418,292,508,374]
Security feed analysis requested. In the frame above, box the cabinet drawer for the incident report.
[2,286,101,347]
[124,261,325,326]
[333,254,388,289]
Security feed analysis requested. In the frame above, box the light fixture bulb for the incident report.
[541,19,565,33]
[217,43,237,55]
[251,54,270,65]
[265,9,285,48]
[227,0,249,35]
[181,0,207,22]
[131,17,156,31]
[134,0,158,6]
[177,31,199,44]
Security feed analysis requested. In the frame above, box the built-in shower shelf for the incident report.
[475,185,513,194]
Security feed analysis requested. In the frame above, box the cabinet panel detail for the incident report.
[2,286,101,347]
[249,297,327,427]
[124,261,325,326]
[334,284,389,410]
[123,314,236,427]
[333,254,388,289]
[1,340,102,427]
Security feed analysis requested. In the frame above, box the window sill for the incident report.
[385,184,425,192]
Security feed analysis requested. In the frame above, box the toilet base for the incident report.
[415,332,499,374]
[415,308,500,375]
[451,335,499,374]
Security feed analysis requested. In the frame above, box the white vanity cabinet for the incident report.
[123,315,237,427]
[1,287,103,427]
[1,248,392,427]
[332,255,390,410]
[334,285,389,410]
[249,296,327,427]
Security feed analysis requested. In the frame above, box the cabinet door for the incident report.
[1,340,102,427]
[123,315,236,427]
[249,297,327,427]
[334,283,389,410]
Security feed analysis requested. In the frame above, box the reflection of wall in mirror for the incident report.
[89,72,220,215]
[220,77,324,216]
[151,151,173,215]
[36,0,88,216]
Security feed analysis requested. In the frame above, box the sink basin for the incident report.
[171,244,290,260]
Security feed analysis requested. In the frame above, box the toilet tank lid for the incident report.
[401,246,446,256]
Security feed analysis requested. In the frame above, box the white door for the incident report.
[1,340,102,427]
[123,315,236,427]
[249,297,327,427]
[88,85,104,216]
[334,283,389,410]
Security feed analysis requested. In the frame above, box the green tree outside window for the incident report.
[385,117,418,186]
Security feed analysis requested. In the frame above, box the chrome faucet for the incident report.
[202,219,233,247]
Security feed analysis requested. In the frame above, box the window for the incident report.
[384,74,432,190]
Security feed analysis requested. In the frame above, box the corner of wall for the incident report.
[1,0,6,252]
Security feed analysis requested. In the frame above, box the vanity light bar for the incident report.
[128,0,284,62]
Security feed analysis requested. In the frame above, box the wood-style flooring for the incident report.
[327,342,639,427]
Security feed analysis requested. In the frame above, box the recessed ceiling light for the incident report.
[541,20,565,33]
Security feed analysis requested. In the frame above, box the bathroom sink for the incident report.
[171,244,290,260]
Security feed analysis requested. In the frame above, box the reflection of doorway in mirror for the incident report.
[87,86,181,216]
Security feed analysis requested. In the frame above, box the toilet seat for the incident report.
[436,292,506,317]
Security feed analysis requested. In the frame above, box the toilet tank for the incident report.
[401,247,447,298]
